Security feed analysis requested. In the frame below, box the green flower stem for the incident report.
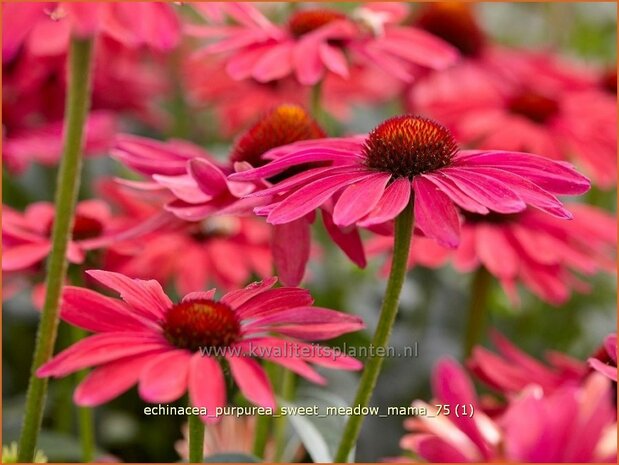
[334,202,414,463]
[17,37,94,463]
[252,410,271,459]
[71,326,95,462]
[188,413,205,463]
[310,80,325,125]
[463,267,493,358]
[274,368,296,462]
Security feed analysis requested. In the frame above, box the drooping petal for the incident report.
[37,333,169,378]
[322,210,367,267]
[272,218,311,287]
[332,173,391,227]
[189,354,226,423]
[227,356,275,409]
[74,351,167,407]
[138,350,192,403]
[2,242,51,271]
[358,177,412,226]
[413,176,460,248]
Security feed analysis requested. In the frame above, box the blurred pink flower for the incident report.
[2,2,180,61]
[588,333,617,382]
[468,330,587,395]
[230,114,590,248]
[112,216,273,295]
[113,105,366,286]
[2,200,113,272]
[399,358,616,462]
[112,134,263,221]
[37,272,364,421]
[183,56,308,137]
[188,3,457,85]
[369,203,615,304]
[3,111,117,173]
[408,47,617,188]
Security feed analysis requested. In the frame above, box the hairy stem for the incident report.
[17,37,94,463]
[334,202,414,462]
[463,267,493,358]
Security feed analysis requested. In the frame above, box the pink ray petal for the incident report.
[138,350,192,403]
[37,333,169,378]
[86,270,172,320]
[252,41,294,82]
[236,288,313,319]
[268,172,375,224]
[74,350,167,407]
[188,158,228,197]
[441,168,527,213]
[358,177,412,226]
[333,173,391,227]
[221,277,278,308]
[227,356,275,409]
[2,242,51,271]
[61,287,152,332]
[413,177,460,248]
[189,354,226,423]
[322,210,367,267]
[272,217,310,287]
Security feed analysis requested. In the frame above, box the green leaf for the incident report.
[283,388,355,463]
[203,452,260,462]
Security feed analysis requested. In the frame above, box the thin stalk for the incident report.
[310,81,324,125]
[274,368,295,462]
[17,37,94,463]
[188,414,205,463]
[71,326,95,462]
[463,267,493,358]
[252,410,271,459]
[334,202,414,463]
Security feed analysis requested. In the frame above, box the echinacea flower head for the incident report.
[398,358,616,462]
[2,200,112,272]
[368,203,615,304]
[230,114,590,248]
[2,2,180,62]
[409,48,617,188]
[588,333,617,382]
[36,272,364,422]
[413,2,487,58]
[189,2,457,85]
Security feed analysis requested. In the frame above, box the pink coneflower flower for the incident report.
[111,135,262,221]
[188,3,457,86]
[588,333,617,382]
[113,216,273,295]
[2,200,112,272]
[3,111,117,173]
[114,105,365,285]
[408,46,617,188]
[2,2,180,61]
[36,272,364,421]
[368,203,615,304]
[468,330,587,395]
[398,358,616,462]
[230,114,590,248]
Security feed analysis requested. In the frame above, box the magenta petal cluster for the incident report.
[400,358,616,462]
[468,330,587,394]
[36,272,364,422]
[588,333,617,382]
[230,115,590,248]
[112,135,263,221]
